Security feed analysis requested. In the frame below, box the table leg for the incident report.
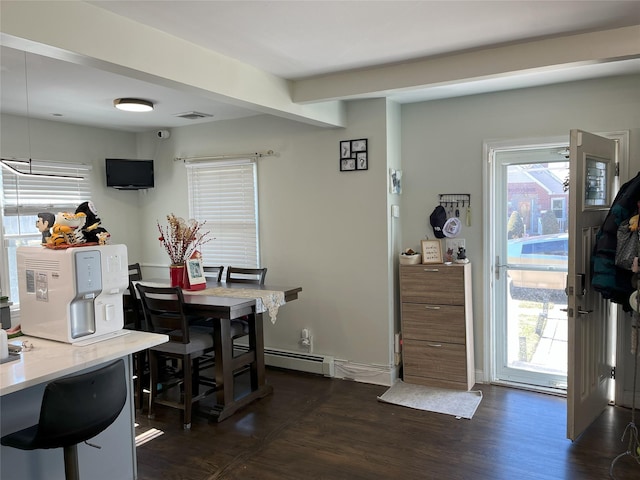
[205,312,273,422]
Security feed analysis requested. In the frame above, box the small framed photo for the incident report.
[185,255,206,289]
[340,158,356,171]
[421,239,442,264]
[352,139,367,152]
[340,140,351,159]
[356,152,368,170]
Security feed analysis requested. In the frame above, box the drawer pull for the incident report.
[427,343,443,348]
[423,268,439,272]
[424,306,441,310]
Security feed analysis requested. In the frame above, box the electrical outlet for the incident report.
[445,238,466,254]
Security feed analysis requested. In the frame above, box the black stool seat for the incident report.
[1,359,127,479]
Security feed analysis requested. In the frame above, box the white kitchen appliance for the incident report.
[17,244,128,344]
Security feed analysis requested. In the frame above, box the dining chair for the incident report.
[203,265,224,282]
[135,284,216,429]
[123,262,146,410]
[124,263,143,329]
[225,266,267,285]
[225,267,268,343]
[1,359,127,480]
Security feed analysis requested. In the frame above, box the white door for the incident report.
[567,130,617,441]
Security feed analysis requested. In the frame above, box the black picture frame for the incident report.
[340,140,351,159]
[352,139,367,152]
[356,152,368,170]
[340,158,356,171]
[339,138,368,172]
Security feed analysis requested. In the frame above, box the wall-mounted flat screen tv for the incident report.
[105,159,154,190]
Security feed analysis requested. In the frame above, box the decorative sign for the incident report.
[421,240,442,264]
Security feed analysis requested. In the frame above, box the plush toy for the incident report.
[47,212,87,246]
[75,201,109,244]
[36,212,55,244]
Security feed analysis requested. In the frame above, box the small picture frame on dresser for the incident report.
[421,239,442,264]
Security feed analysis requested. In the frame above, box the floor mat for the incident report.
[377,380,482,419]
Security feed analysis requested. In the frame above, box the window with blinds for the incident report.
[0,161,92,305]
[186,159,260,268]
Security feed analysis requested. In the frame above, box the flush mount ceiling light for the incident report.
[113,98,154,112]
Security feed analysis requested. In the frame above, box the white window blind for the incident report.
[186,159,259,268]
[1,161,92,305]
[2,162,92,216]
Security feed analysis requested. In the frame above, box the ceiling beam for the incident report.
[293,25,640,103]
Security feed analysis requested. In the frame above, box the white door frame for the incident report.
[483,135,568,388]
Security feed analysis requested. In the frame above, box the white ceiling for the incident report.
[1,0,639,132]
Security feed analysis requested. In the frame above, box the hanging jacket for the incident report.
[592,172,640,311]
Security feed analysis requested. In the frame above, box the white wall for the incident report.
[135,99,398,382]
[401,74,640,380]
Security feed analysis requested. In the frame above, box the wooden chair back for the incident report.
[128,263,142,281]
[225,266,267,285]
[203,265,224,282]
[125,263,144,330]
[135,284,191,344]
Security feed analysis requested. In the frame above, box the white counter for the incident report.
[1,330,167,480]
[1,330,167,396]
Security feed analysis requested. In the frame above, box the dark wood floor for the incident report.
[135,368,639,480]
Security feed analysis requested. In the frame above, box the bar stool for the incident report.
[0,359,127,480]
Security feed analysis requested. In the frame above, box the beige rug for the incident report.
[377,380,482,419]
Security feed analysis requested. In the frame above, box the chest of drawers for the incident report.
[399,263,474,390]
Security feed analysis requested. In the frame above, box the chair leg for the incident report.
[183,355,192,429]
[134,350,145,410]
[148,351,157,419]
[63,444,80,480]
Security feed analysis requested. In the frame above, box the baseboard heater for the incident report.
[234,346,334,377]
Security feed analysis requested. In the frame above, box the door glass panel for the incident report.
[498,159,569,388]
[584,157,608,207]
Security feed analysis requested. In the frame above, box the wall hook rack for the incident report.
[438,194,470,208]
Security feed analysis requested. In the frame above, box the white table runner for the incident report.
[188,287,286,324]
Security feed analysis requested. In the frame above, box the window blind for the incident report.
[1,160,92,305]
[2,161,92,217]
[186,159,259,268]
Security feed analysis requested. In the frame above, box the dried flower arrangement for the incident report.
[157,213,211,266]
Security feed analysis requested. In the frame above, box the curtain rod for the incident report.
[175,150,276,163]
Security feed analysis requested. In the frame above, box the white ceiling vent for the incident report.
[174,111,214,120]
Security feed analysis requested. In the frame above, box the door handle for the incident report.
[577,309,593,315]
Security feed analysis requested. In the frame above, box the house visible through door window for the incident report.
[0,161,92,308]
[186,159,260,268]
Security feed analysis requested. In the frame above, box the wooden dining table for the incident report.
[139,280,302,422]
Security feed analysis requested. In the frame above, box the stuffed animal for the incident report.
[75,201,109,244]
[47,212,87,246]
[36,212,55,244]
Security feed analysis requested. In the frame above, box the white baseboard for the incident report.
[236,346,334,376]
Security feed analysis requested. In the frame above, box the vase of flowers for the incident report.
[157,214,210,288]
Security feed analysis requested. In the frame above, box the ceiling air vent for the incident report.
[174,111,214,120]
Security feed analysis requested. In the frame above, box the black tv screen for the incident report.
[105,159,154,190]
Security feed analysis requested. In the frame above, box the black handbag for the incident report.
[615,219,638,270]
